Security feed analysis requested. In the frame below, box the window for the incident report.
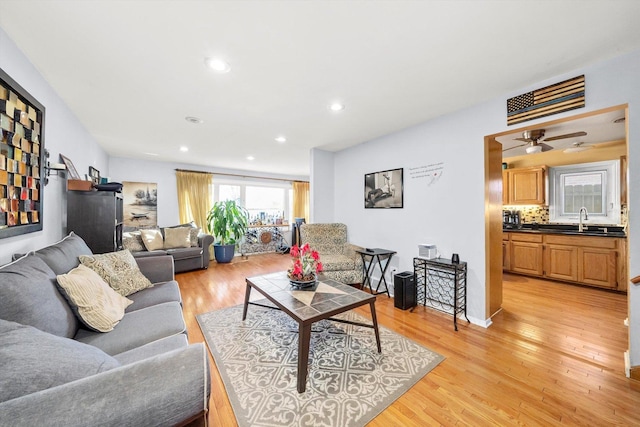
[213,178,291,224]
[549,160,620,224]
[218,184,241,204]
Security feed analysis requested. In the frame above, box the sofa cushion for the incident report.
[319,253,357,271]
[163,227,191,249]
[79,250,154,297]
[113,333,188,365]
[122,231,145,252]
[74,301,186,355]
[0,254,78,338]
[0,319,120,403]
[126,281,182,312]
[131,249,169,258]
[56,265,133,332]
[140,229,164,251]
[32,232,93,276]
[166,247,203,261]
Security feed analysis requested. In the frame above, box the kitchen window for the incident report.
[548,160,620,225]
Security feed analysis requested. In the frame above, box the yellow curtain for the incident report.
[292,181,309,223]
[176,170,213,231]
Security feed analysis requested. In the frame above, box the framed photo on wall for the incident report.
[0,67,46,238]
[364,167,403,208]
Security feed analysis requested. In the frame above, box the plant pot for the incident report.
[213,244,236,263]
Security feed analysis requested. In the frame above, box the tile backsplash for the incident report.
[504,204,627,225]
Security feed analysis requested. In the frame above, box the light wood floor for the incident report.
[178,253,640,426]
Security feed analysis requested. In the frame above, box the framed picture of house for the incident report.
[0,67,46,239]
[364,168,403,209]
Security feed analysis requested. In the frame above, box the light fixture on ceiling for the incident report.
[185,116,203,124]
[144,152,159,156]
[275,136,287,143]
[563,142,590,153]
[328,102,345,112]
[179,146,189,152]
[525,145,543,154]
[205,57,231,73]
[247,155,255,161]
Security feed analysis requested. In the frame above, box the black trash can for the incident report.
[394,271,416,310]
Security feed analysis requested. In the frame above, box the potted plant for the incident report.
[206,200,249,263]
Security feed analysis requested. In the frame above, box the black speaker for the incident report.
[394,272,416,310]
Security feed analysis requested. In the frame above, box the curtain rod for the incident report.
[175,168,308,183]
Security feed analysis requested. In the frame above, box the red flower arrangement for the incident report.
[287,243,323,282]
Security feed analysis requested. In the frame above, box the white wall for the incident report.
[0,28,108,264]
[309,148,334,223]
[325,49,640,364]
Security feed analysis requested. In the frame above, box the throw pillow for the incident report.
[0,254,79,338]
[122,231,145,252]
[56,265,133,332]
[163,226,191,249]
[0,319,120,403]
[140,229,164,251]
[79,250,154,296]
[189,227,201,247]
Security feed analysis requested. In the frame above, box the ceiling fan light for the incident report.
[525,145,543,154]
[563,142,590,153]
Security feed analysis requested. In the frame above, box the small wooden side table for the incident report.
[356,248,396,297]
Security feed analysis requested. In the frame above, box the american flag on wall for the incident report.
[507,75,585,125]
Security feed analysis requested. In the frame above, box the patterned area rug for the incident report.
[197,303,444,427]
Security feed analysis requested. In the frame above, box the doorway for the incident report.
[484,104,629,319]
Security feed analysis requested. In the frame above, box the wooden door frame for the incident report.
[484,104,629,320]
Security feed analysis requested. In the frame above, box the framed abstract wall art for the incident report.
[0,67,45,238]
[364,167,403,208]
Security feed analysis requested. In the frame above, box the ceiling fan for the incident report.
[503,129,588,154]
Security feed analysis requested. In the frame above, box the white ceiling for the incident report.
[498,107,627,158]
[1,1,640,177]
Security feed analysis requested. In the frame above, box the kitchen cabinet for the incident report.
[502,233,510,271]
[503,166,546,205]
[504,231,627,292]
[509,233,543,276]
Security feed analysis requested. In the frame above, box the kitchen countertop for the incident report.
[503,223,626,238]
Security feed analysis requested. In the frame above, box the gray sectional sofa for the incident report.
[0,233,210,426]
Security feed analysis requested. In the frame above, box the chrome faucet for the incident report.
[578,207,589,232]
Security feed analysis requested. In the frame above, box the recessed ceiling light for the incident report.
[205,57,231,73]
[185,116,203,124]
[179,146,189,152]
[328,102,345,112]
[247,156,255,161]
[144,152,159,156]
[275,136,287,143]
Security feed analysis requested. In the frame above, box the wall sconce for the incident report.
[43,149,67,185]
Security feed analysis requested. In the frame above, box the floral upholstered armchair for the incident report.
[299,223,363,284]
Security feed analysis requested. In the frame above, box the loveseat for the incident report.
[0,232,210,426]
[123,222,214,273]
[300,223,364,284]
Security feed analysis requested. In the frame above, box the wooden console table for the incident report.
[413,257,469,331]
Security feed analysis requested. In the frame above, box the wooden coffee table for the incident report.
[243,271,382,393]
